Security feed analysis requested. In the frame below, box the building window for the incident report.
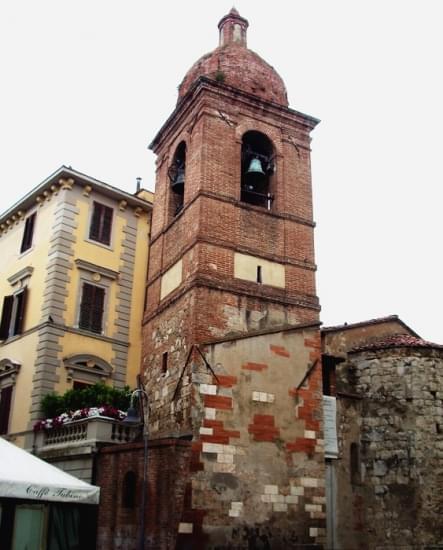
[72,381,93,391]
[78,283,105,334]
[20,213,36,253]
[89,202,113,246]
[122,471,137,509]
[0,288,28,340]
[256,265,262,284]
[168,141,186,217]
[241,131,275,209]
[0,385,13,435]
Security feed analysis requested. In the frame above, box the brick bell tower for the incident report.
[143,9,320,437]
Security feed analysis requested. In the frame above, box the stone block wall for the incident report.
[335,346,443,549]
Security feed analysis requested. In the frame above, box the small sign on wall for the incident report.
[323,396,338,458]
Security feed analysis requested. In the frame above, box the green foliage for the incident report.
[40,393,65,418]
[41,383,131,418]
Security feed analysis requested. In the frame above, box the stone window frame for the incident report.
[63,353,113,385]
[74,259,119,337]
[7,266,34,287]
[0,359,21,388]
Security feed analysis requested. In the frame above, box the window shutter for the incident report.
[91,286,105,334]
[89,203,113,245]
[79,283,94,330]
[101,206,113,245]
[89,203,102,242]
[20,213,36,253]
[0,386,13,435]
[79,283,105,334]
[0,295,14,339]
[13,288,28,336]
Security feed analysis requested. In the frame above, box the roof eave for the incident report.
[0,166,153,225]
[149,76,320,153]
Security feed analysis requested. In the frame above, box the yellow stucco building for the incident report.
[0,166,152,446]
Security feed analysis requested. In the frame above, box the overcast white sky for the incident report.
[1,1,442,342]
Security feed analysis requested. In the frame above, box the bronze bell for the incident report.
[246,157,265,175]
[171,168,185,194]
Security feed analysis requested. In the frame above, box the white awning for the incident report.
[0,438,100,505]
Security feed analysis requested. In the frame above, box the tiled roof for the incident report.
[350,334,443,353]
[322,315,419,337]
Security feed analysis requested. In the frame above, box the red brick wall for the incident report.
[141,62,321,547]
[96,439,191,550]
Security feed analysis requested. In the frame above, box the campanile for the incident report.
[143,7,320,436]
[141,10,324,547]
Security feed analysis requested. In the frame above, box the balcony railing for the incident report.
[33,417,139,451]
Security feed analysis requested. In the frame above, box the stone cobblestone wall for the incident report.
[335,346,443,549]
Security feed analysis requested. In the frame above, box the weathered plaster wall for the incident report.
[169,327,326,549]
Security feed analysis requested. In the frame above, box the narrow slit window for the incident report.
[256,265,262,284]
[350,443,360,484]
[162,352,168,374]
[122,471,137,508]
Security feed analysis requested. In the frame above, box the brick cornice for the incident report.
[150,76,319,153]
[150,189,315,245]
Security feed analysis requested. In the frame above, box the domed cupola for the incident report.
[177,8,288,107]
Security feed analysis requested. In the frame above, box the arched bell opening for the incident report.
[168,141,186,217]
[241,131,275,209]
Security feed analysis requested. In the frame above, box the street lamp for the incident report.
[123,388,149,550]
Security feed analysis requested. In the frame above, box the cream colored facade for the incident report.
[234,252,285,288]
[0,167,152,444]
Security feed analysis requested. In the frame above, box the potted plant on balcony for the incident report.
[34,383,131,431]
